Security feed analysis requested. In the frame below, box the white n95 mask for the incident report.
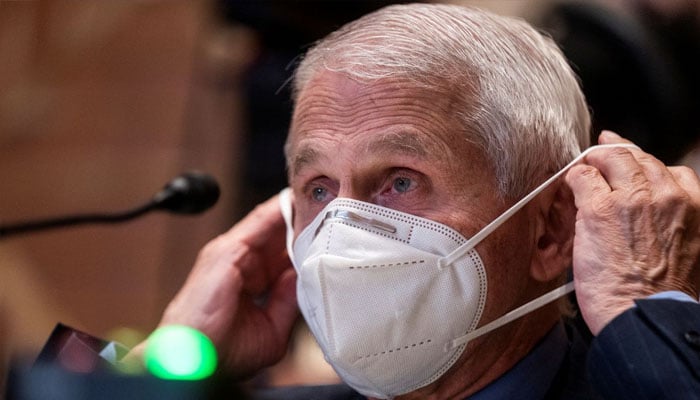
[279,144,637,400]
[280,193,487,399]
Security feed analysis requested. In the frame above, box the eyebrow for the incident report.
[365,132,429,159]
[290,131,431,177]
[291,146,321,176]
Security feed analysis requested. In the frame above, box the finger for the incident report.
[226,195,288,272]
[584,146,647,192]
[221,195,287,251]
[565,164,612,211]
[264,268,299,346]
[241,250,293,296]
[202,195,290,295]
[597,130,634,145]
[598,130,687,196]
[598,129,678,182]
[670,166,700,200]
[160,252,244,339]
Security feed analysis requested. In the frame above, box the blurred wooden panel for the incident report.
[0,0,255,366]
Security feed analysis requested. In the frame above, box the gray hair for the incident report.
[289,3,591,199]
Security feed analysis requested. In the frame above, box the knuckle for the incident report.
[673,165,695,177]
[250,202,271,219]
[667,188,690,205]
[627,168,648,187]
[589,195,617,217]
[608,147,632,157]
[600,147,634,164]
[202,236,223,254]
[654,181,691,207]
[626,185,652,206]
[567,165,599,189]
[636,152,663,167]
[576,165,598,179]
[199,234,230,258]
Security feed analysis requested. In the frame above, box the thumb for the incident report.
[565,164,611,211]
[266,268,299,341]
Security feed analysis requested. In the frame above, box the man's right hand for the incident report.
[138,194,299,378]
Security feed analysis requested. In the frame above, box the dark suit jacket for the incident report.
[254,299,700,399]
[587,298,700,399]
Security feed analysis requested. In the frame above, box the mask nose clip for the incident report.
[316,209,397,237]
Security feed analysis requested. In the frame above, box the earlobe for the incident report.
[530,182,576,282]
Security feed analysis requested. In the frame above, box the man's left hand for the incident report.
[566,131,700,335]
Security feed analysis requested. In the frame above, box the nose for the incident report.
[336,182,373,204]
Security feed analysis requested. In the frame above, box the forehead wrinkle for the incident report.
[290,131,433,176]
[362,131,430,159]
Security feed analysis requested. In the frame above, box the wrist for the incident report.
[647,290,698,303]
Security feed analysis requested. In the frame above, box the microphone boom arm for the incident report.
[0,201,157,238]
[0,171,220,239]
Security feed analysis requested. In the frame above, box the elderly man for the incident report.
[149,4,700,399]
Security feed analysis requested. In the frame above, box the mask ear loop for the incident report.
[437,143,639,270]
[279,188,296,262]
[447,281,575,351]
[437,143,639,351]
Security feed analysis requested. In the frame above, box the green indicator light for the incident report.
[144,325,217,380]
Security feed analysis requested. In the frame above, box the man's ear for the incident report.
[530,181,576,282]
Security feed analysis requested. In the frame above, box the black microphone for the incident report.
[0,172,220,238]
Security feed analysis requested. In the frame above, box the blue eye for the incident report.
[393,177,412,193]
[312,187,328,202]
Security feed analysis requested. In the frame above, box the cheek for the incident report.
[477,212,537,312]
